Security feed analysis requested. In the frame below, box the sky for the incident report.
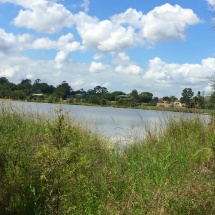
[0,0,215,98]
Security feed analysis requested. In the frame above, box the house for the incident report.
[32,93,43,96]
[173,101,182,107]
[67,93,86,99]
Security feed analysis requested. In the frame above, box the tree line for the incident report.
[0,77,215,109]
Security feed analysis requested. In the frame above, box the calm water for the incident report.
[0,101,209,144]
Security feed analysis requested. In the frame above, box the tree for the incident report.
[209,92,215,103]
[17,79,32,97]
[139,92,153,103]
[93,86,108,94]
[0,77,9,84]
[130,89,139,104]
[162,96,170,102]
[180,88,194,108]
[55,81,72,99]
[152,97,159,103]
[193,91,205,108]
[110,91,126,101]
[170,96,178,102]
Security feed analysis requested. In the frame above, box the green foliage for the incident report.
[130,89,139,104]
[139,92,153,103]
[181,88,194,107]
[0,103,215,214]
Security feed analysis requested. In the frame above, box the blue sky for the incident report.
[0,0,215,98]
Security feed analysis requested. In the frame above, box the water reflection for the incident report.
[0,100,210,144]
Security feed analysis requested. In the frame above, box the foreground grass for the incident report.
[0,104,215,214]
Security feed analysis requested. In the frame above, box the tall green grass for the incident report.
[0,104,214,214]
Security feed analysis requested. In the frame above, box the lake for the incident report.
[0,100,209,144]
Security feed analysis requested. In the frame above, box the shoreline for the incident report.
[1,98,214,115]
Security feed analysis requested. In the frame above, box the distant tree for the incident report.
[209,92,215,103]
[170,96,178,102]
[130,89,139,103]
[71,88,86,95]
[0,81,17,98]
[180,88,194,108]
[111,91,126,101]
[87,89,95,95]
[87,95,100,104]
[12,90,27,100]
[17,79,32,96]
[152,97,159,103]
[94,86,108,94]
[162,96,170,102]
[193,91,205,108]
[205,92,215,109]
[139,92,153,103]
[55,81,72,99]
[0,77,9,84]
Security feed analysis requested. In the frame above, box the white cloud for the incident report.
[89,61,109,73]
[54,51,70,69]
[143,57,215,95]
[0,66,19,78]
[140,4,201,42]
[0,1,201,52]
[0,28,32,55]
[9,0,75,33]
[70,79,85,88]
[80,0,90,12]
[113,52,130,65]
[0,52,214,97]
[31,33,81,52]
[111,8,143,28]
[31,37,56,50]
[93,53,105,60]
[76,17,138,52]
[115,64,143,75]
[207,0,215,10]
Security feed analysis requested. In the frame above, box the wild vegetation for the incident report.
[0,103,214,214]
[0,77,215,110]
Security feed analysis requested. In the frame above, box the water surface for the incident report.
[1,101,209,144]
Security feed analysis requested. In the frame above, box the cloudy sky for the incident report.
[0,0,215,97]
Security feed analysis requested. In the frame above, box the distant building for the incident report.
[32,93,43,96]
[67,93,86,99]
[173,101,182,107]
[115,95,130,99]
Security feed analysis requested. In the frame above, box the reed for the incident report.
[0,103,214,214]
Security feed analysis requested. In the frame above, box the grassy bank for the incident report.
[0,104,215,214]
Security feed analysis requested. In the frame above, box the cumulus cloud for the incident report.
[115,64,143,75]
[80,0,90,12]
[93,53,105,60]
[31,33,81,52]
[89,61,109,73]
[113,52,130,65]
[54,51,70,69]
[111,8,143,28]
[77,18,137,52]
[0,1,201,52]
[140,4,200,42]
[0,28,32,55]
[0,66,20,78]
[143,57,215,89]
[2,0,75,33]
[113,52,143,75]
[76,4,200,52]
[207,0,215,10]
[111,4,200,42]
[0,1,208,97]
